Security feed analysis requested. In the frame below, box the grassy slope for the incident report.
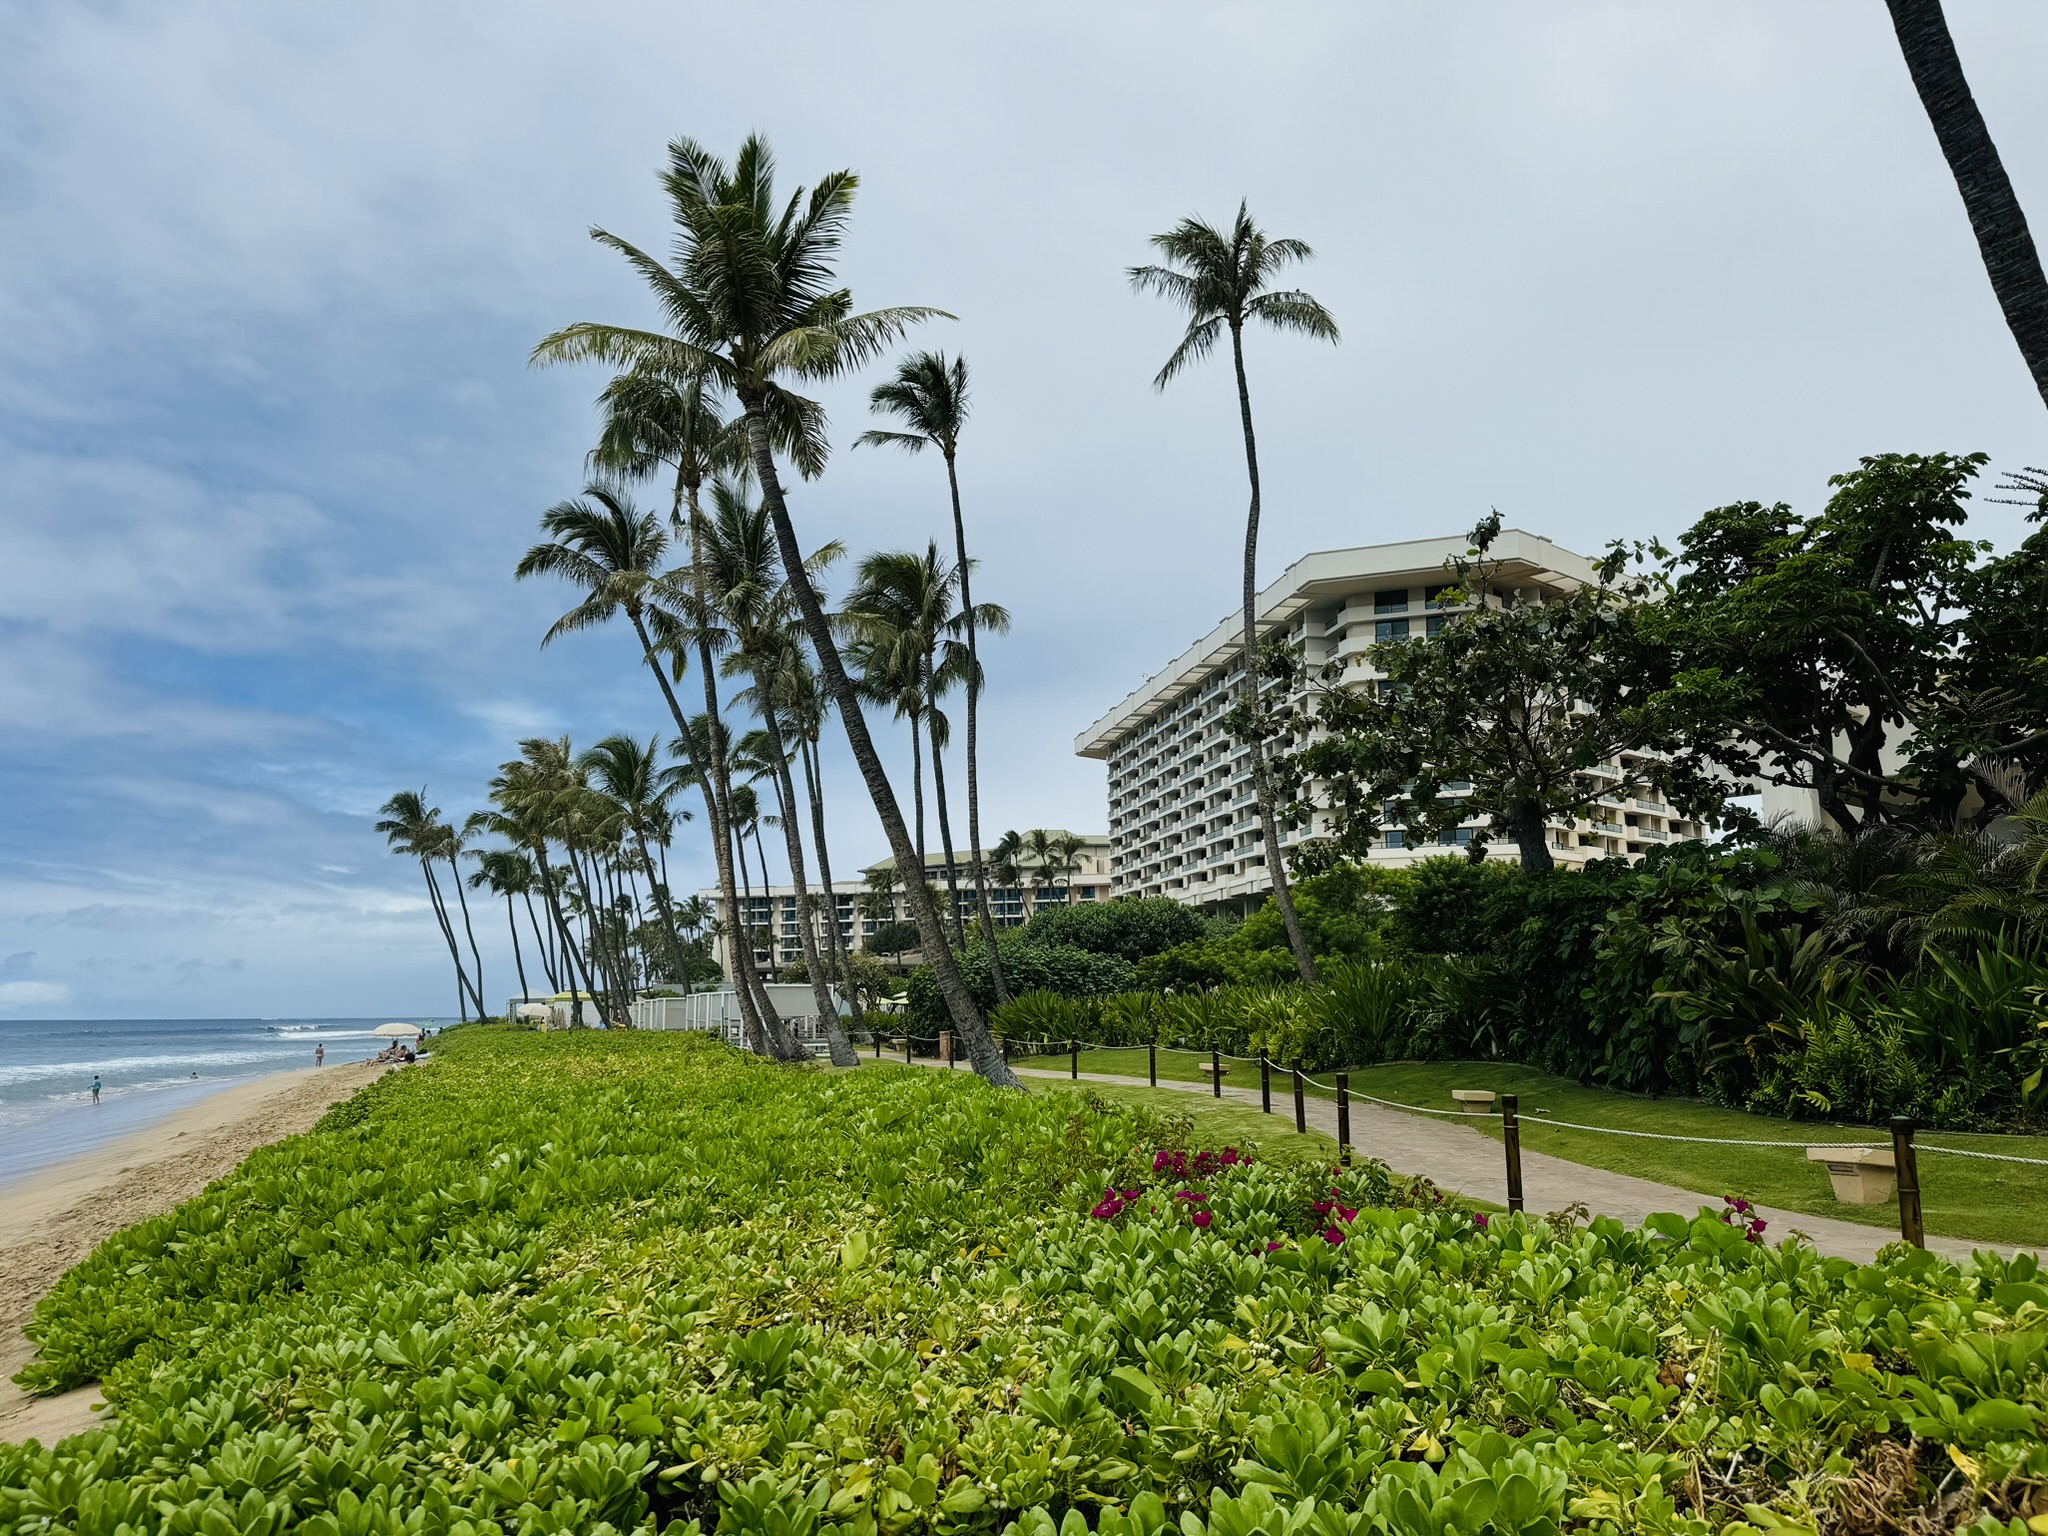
[1071,1049,2048,1248]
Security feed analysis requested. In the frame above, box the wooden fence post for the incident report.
[1070,1038,1079,1080]
[903,1032,912,1065]
[1148,1041,1157,1087]
[1211,1047,1222,1098]
[1891,1116,1924,1249]
[1502,1093,1525,1214]
[1261,1052,1271,1114]
[1293,1067,1306,1134]
[1337,1072,1351,1165]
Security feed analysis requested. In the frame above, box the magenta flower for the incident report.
[1472,1213,1489,1230]
[1192,1209,1214,1229]
[1153,1150,1173,1172]
[1222,1148,1242,1165]
[1173,1190,1208,1202]
[1266,1240,1283,1251]
[1322,1226,1346,1245]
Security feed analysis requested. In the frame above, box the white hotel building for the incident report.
[1075,531,1709,910]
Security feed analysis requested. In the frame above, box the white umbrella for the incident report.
[372,1023,419,1039]
[516,1003,551,1021]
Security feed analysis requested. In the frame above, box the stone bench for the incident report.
[1807,1146,1896,1205]
[1451,1089,1496,1113]
[1197,1059,1230,1077]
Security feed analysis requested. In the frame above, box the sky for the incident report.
[2,2,2045,1019]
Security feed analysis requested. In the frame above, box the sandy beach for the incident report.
[0,1061,381,1446]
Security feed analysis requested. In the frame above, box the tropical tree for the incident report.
[1884,0,2048,412]
[699,478,862,1064]
[1130,201,1338,983]
[469,847,538,1005]
[376,790,486,1020]
[513,481,796,1057]
[841,543,1009,956]
[580,734,692,983]
[530,133,1018,1086]
[857,350,1009,1000]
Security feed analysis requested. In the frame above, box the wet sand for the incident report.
[0,1061,380,1446]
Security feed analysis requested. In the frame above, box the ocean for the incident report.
[0,1017,448,1190]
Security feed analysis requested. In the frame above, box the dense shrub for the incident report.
[8,1027,2048,1535]
[906,934,1134,1034]
[1021,896,1206,962]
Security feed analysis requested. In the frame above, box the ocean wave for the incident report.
[0,1049,299,1087]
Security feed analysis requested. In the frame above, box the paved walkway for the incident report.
[904,1057,2022,1264]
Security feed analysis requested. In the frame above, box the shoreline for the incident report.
[0,1061,382,1446]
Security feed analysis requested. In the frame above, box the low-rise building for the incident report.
[1075,530,1710,910]
[700,834,1112,976]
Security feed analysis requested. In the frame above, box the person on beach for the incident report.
[91,1074,101,1104]
[315,1043,324,1067]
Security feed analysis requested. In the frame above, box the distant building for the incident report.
[1075,530,1710,912]
[701,833,1112,976]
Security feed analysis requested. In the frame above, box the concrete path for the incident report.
[904,1057,2022,1264]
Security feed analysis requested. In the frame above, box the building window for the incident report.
[1426,615,1446,638]
[1425,584,1458,610]
[1375,618,1410,643]
[1437,827,1473,846]
[1373,588,1410,614]
[1384,829,1406,849]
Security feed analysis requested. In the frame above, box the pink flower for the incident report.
[1322,1226,1346,1245]
[1173,1190,1208,1202]
[1153,1151,1173,1172]
[1222,1148,1242,1165]
[1472,1213,1489,1230]
[1265,1240,1283,1251]
[1192,1210,1214,1228]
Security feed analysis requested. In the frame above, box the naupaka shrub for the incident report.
[3,1026,2045,1536]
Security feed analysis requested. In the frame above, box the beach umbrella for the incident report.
[372,1023,418,1038]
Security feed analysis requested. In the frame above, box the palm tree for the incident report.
[857,350,1009,998]
[436,816,488,1015]
[781,654,856,1005]
[580,734,693,984]
[699,483,862,1065]
[841,544,1009,955]
[530,133,1018,1087]
[376,790,485,1020]
[1021,828,1062,915]
[1047,830,1088,904]
[1131,202,1338,983]
[470,847,537,1005]
[1884,0,2048,412]
[513,482,796,1057]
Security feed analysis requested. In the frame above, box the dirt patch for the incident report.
[0,1062,382,1446]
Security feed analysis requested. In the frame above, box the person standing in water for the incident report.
[315,1042,325,1067]
[91,1074,101,1104]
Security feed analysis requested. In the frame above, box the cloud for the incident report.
[0,981,69,1007]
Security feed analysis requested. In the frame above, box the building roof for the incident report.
[1073,529,1596,757]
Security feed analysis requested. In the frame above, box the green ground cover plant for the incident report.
[1059,1053,2048,1249]
[6,1028,2048,1535]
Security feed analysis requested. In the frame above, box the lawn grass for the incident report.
[1066,1051,2046,1248]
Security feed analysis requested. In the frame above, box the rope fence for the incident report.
[864,1027,2047,1246]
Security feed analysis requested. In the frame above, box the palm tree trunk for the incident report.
[446,857,489,1018]
[631,824,687,985]
[1228,323,1317,984]
[505,893,529,1004]
[909,708,927,872]
[1886,0,2048,411]
[621,608,786,1058]
[419,859,472,1022]
[737,396,1019,1088]
[560,843,616,1026]
[945,452,1008,1004]
[522,887,559,993]
[531,846,591,1026]
[799,734,855,998]
[926,705,968,950]
[758,697,858,1065]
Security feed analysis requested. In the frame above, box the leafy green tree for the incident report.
[532,134,1018,1087]
[578,734,692,986]
[1637,452,2044,834]
[867,920,921,958]
[1288,514,1698,874]
[1883,0,2048,412]
[858,351,1010,998]
[1130,202,1338,982]
[1022,897,1205,963]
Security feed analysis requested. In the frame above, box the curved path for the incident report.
[906,1057,2025,1265]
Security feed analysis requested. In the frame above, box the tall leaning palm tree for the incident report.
[470,847,536,1005]
[514,483,797,1058]
[376,790,485,1020]
[580,733,691,985]
[1884,0,2048,413]
[530,134,1019,1088]
[856,350,1008,998]
[1130,202,1338,983]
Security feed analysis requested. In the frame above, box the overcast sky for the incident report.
[3,2,2045,1019]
